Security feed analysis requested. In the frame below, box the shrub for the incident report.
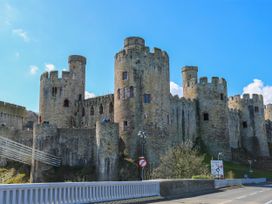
[152,141,209,179]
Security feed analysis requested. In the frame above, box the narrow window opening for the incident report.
[123,121,128,131]
[203,113,209,121]
[90,106,94,115]
[122,71,128,80]
[255,106,259,112]
[63,99,69,107]
[220,93,224,100]
[109,102,113,113]
[242,121,248,128]
[82,108,85,116]
[99,104,103,114]
[51,87,57,97]
[117,89,121,100]
[129,86,134,98]
[78,94,82,101]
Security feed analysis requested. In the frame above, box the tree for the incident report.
[152,141,209,179]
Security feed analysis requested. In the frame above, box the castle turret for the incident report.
[39,55,86,128]
[197,76,231,159]
[114,37,170,163]
[228,94,270,157]
[182,66,198,99]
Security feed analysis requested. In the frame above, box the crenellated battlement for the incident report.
[40,70,73,82]
[115,37,168,63]
[229,94,264,104]
[85,94,114,107]
[198,76,227,87]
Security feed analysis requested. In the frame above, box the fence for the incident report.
[0,181,160,204]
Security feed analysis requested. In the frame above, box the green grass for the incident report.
[0,162,30,184]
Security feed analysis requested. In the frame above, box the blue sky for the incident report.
[1,0,272,112]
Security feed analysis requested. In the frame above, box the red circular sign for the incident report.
[138,158,147,168]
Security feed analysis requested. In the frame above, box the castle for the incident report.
[1,37,272,182]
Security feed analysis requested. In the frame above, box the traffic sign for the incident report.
[138,157,147,168]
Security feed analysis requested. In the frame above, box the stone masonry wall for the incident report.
[228,94,270,157]
[169,95,198,144]
[96,121,119,181]
[83,94,114,128]
[0,101,26,130]
[31,124,96,182]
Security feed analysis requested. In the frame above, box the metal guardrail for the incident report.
[0,135,61,167]
[0,181,160,204]
[214,178,267,189]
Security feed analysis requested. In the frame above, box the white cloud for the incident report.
[0,3,16,27]
[29,65,39,75]
[12,28,30,42]
[45,64,56,72]
[85,91,96,99]
[170,81,183,97]
[243,79,272,105]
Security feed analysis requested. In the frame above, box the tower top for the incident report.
[68,55,86,65]
[124,37,145,48]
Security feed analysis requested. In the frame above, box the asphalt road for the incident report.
[153,184,272,204]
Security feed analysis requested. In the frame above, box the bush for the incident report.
[192,175,211,179]
[152,141,209,179]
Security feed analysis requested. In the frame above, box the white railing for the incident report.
[214,178,266,189]
[0,181,160,204]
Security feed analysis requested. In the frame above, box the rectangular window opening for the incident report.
[203,113,209,121]
[144,94,151,104]
[242,121,248,128]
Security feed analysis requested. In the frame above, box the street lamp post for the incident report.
[138,131,147,180]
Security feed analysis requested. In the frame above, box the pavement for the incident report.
[152,184,272,204]
[99,184,272,204]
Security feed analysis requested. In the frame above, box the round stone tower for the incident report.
[39,55,86,128]
[182,66,198,100]
[114,37,170,163]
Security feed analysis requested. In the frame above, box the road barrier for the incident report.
[0,181,160,204]
[214,178,267,189]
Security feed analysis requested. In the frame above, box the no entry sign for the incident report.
[138,157,147,168]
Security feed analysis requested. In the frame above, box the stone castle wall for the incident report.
[228,94,270,157]
[169,96,198,144]
[96,121,119,181]
[228,109,241,149]
[0,101,26,130]
[31,124,96,182]
[83,94,114,128]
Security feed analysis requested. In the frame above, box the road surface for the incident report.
[153,184,272,204]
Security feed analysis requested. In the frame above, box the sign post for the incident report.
[138,156,147,180]
[211,160,224,179]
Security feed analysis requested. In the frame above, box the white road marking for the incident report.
[219,200,233,204]
[237,195,247,199]
[264,200,272,204]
